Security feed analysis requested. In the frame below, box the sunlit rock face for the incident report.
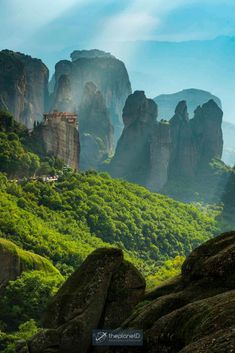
[38,112,80,170]
[110,91,223,194]
[51,50,132,144]
[0,50,49,128]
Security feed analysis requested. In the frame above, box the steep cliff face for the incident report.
[110,91,224,198]
[109,91,157,186]
[190,100,223,170]
[0,50,49,128]
[51,50,132,143]
[147,122,171,191]
[39,114,80,170]
[168,101,196,180]
[79,82,114,170]
[52,74,74,112]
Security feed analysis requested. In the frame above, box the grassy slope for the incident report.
[0,238,61,276]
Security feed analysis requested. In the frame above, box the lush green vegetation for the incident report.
[0,111,222,350]
[0,271,63,331]
[0,172,218,271]
[0,237,61,275]
[0,110,65,178]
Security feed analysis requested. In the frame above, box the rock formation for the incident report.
[52,74,74,113]
[38,112,80,170]
[18,231,235,353]
[109,91,158,186]
[19,248,145,353]
[0,50,49,128]
[79,82,114,170]
[154,88,222,120]
[51,50,132,143]
[110,92,223,197]
[0,238,60,293]
[154,88,234,166]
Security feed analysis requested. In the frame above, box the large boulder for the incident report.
[26,248,145,353]
[20,232,235,353]
[102,232,235,353]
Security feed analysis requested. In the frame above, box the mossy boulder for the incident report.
[104,232,235,353]
[26,248,145,353]
[182,231,235,287]
[0,238,61,291]
[22,232,235,353]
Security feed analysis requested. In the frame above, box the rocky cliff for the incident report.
[19,231,235,353]
[79,82,114,170]
[51,50,131,143]
[109,91,157,186]
[110,92,223,199]
[154,88,222,120]
[0,50,49,128]
[154,88,234,166]
[38,113,80,170]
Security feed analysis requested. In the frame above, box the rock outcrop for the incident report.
[21,248,145,353]
[154,89,222,120]
[51,50,131,144]
[154,88,233,166]
[52,74,74,113]
[109,91,158,186]
[0,50,49,128]
[38,112,80,170]
[110,92,223,197]
[79,82,114,170]
[19,232,235,353]
[0,238,60,292]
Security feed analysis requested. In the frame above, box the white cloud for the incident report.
[91,0,191,57]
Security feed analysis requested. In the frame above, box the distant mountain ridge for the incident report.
[154,88,235,166]
[154,89,222,120]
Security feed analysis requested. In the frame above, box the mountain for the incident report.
[51,49,132,144]
[20,231,235,353]
[0,50,49,128]
[109,91,226,202]
[0,49,131,170]
[154,89,222,120]
[154,88,235,166]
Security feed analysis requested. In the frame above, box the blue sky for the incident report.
[1,0,235,121]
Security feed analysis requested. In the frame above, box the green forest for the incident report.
[0,111,232,352]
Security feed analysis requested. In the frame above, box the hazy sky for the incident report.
[1,0,235,121]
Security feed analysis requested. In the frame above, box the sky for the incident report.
[1,0,235,122]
